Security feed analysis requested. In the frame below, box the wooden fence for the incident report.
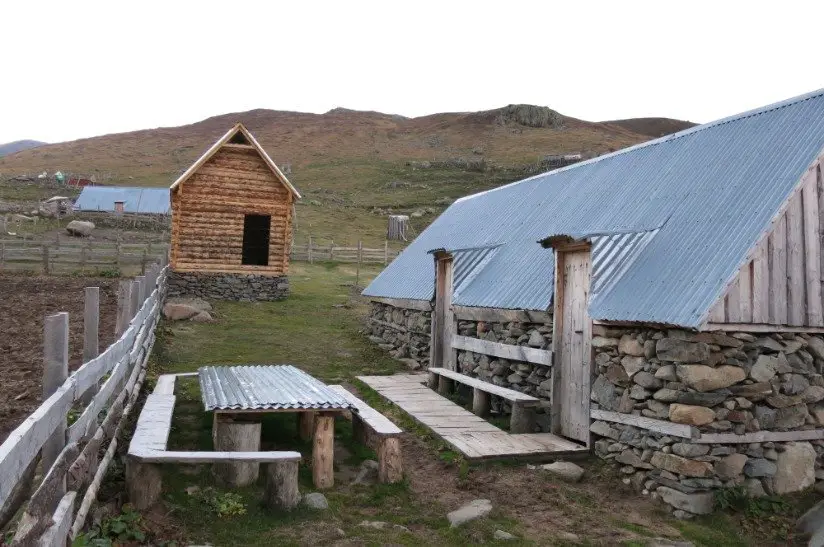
[290,239,400,265]
[0,240,169,274]
[0,260,168,545]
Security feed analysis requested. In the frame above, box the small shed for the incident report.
[168,123,301,301]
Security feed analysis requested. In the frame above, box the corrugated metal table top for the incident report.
[198,365,353,412]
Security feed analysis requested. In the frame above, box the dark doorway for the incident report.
[242,214,271,266]
[229,131,251,145]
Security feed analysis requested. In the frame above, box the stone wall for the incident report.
[590,326,824,518]
[454,318,553,431]
[167,271,289,301]
[366,302,432,370]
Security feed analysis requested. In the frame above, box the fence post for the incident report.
[80,244,87,269]
[135,275,147,306]
[116,280,132,336]
[384,240,389,265]
[356,240,362,287]
[141,249,147,274]
[329,241,334,261]
[42,245,50,275]
[81,287,100,404]
[0,241,4,270]
[308,236,313,264]
[129,280,140,319]
[42,312,69,472]
[116,242,121,270]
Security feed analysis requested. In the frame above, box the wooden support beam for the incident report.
[298,412,315,442]
[377,437,403,484]
[213,418,262,487]
[591,408,697,439]
[263,460,300,510]
[312,414,335,489]
[472,388,490,417]
[451,334,552,366]
[510,404,534,434]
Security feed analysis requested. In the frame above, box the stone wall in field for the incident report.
[167,271,289,301]
[367,301,432,370]
[589,325,824,518]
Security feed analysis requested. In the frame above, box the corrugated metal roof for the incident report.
[74,186,170,214]
[363,89,824,327]
[198,365,353,411]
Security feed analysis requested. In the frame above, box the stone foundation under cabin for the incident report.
[590,325,824,518]
[167,271,289,301]
[367,300,555,431]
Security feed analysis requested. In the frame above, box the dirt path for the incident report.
[0,274,118,442]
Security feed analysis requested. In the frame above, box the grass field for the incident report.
[89,262,821,546]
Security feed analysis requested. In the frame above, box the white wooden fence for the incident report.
[0,261,168,545]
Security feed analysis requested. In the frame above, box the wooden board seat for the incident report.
[427,367,540,404]
[327,385,403,483]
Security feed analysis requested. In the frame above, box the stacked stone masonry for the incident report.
[167,271,289,301]
[590,326,824,518]
[367,302,432,370]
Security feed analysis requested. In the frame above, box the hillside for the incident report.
[0,139,46,158]
[602,117,696,138]
[0,105,688,246]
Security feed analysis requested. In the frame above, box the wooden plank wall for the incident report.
[707,162,824,327]
[171,145,294,275]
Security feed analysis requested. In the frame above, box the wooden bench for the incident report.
[327,385,403,483]
[127,374,302,511]
[427,367,540,433]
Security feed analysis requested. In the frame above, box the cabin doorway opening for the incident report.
[242,214,271,266]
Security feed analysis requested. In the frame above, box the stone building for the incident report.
[168,123,300,300]
[363,89,824,516]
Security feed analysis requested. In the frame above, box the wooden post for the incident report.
[438,376,454,396]
[115,242,121,269]
[298,411,315,441]
[213,417,262,487]
[0,241,5,270]
[377,438,403,484]
[141,249,147,274]
[129,280,140,319]
[329,241,334,261]
[355,240,363,287]
[42,245,50,275]
[312,413,335,489]
[430,252,455,369]
[83,287,99,363]
[263,460,300,511]
[116,280,132,336]
[427,371,438,390]
[472,388,491,417]
[510,404,534,434]
[308,236,313,264]
[43,312,69,472]
[135,275,146,306]
[80,244,87,269]
[384,240,389,265]
[126,459,162,510]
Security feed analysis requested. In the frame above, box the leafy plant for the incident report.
[192,487,247,518]
[714,486,789,517]
[73,504,146,546]
[97,268,121,278]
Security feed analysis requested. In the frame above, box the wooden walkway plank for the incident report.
[358,374,587,461]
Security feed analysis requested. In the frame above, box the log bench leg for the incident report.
[213,417,262,487]
[312,413,335,489]
[126,458,162,510]
[427,371,438,389]
[472,388,490,417]
[437,376,453,396]
[510,404,534,434]
[298,411,316,442]
[352,414,369,447]
[264,460,300,511]
[377,437,403,484]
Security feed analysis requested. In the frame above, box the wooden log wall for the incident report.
[171,145,294,275]
[706,159,824,328]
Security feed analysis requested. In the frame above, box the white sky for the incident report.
[3,0,823,144]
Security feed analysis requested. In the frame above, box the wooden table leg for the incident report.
[213,415,262,487]
[298,411,315,442]
[312,413,335,489]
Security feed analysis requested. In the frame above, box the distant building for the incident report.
[73,186,170,214]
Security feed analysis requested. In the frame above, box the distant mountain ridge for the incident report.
[0,139,46,158]
[602,118,697,138]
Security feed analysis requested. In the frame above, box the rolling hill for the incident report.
[0,139,46,158]
[0,106,691,246]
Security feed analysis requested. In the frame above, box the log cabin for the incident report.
[362,89,824,513]
[168,123,300,300]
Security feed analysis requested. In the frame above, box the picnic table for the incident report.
[198,365,353,489]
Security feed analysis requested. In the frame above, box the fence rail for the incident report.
[0,240,169,274]
[290,240,400,265]
[0,259,167,545]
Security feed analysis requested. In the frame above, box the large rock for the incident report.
[657,339,710,363]
[656,486,714,515]
[592,337,618,348]
[655,364,678,381]
[66,220,95,237]
[750,355,779,382]
[795,499,824,544]
[676,391,728,407]
[447,499,492,527]
[650,452,713,478]
[163,303,201,321]
[730,382,773,399]
[542,461,585,482]
[619,335,645,357]
[616,449,652,469]
[303,492,329,510]
[773,404,809,429]
[166,296,212,312]
[743,458,776,478]
[802,386,824,403]
[676,365,746,392]
[634,371,662,390]
[669,404,715,426]
[671,443,710,458]
[189,311,213,322]
[621,356,645,378]
[606,363,630,386]
[693,332,744,348]
[805,337,824,360]
[591,375,619,410]
[714,453,748,480]
[772,442,816,494]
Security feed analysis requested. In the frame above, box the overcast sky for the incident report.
[3,0,823,144]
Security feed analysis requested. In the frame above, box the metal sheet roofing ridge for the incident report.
[455,88,824,206]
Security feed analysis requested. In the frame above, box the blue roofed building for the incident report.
[361,89,824,505]
[74,186,171,214]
